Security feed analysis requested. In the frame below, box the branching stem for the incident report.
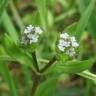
[40,56,57,73]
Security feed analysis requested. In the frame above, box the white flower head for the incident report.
[57,32,79,57]
[21,25,43,45]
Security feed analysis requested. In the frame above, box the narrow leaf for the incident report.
[55,59,94,73]
[2,11,19,44]
[0,61,17,96]
[75,0,95,40]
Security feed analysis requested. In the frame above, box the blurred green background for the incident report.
[0,0,96,96]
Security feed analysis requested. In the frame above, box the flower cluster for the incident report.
[21,25,43,45]
[57,33,79,57]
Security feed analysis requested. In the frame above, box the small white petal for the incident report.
[71,41,79,47]
[70,36,76,42]
[24,25,34,34]
[26,25,34,32]
[59,40,64,45]
[30,38,38,43]
[27,25,33,30]
[27,34,39,39]
[59,40,70,47]
[66,48,75,57]
[69,48,75,56]
[35,27,43,34]
[60,33,69,39]
[57,45,65,52]
[24,29,30,34]
[63,41,70,47]
[27,34,33,39]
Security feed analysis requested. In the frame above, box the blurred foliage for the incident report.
[0,0,96,96]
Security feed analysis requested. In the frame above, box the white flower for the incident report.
[63,41,70,47]
[21,25,43,45]
[27,34,39,39]
[35,27,43,34]
[60,33,69,39]
[24,29,29,34]
[59,40,64,45]
[30,37,38,43]
[26,25,33,32]
[28,34,38,44]
[70,36,76,42]
[57,44,65,52]
[71,41,79,47]
[69,49,76,56]
[59,40,70,47]
[24,25,34,34]
[57,32,79,57]
[66,48,75,56]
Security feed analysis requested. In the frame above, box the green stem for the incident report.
[31,72,41,96]
[77,70,96,84]
[31,51,41,96]
[40,56,57,73]
[32,51,39,72]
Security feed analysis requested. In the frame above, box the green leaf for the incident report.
[2,34,36,72]
[35,77,57,96]
[76,0,86,13]
[75,0,96,40]
[22,65,32,96]
[48,11,54,28]
[76,0,96,40]
[2,11,19,44]
[0,0,9,17]
[64,23,77,35]
[35,0,48,31]
[54,59,94,73]
[0,61,17,96]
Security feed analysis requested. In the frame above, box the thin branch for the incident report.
[31,72,41,96]
[77,70,96,83]
[31,51,40,96]
[40,56,57,73]
[32,51,39,72]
